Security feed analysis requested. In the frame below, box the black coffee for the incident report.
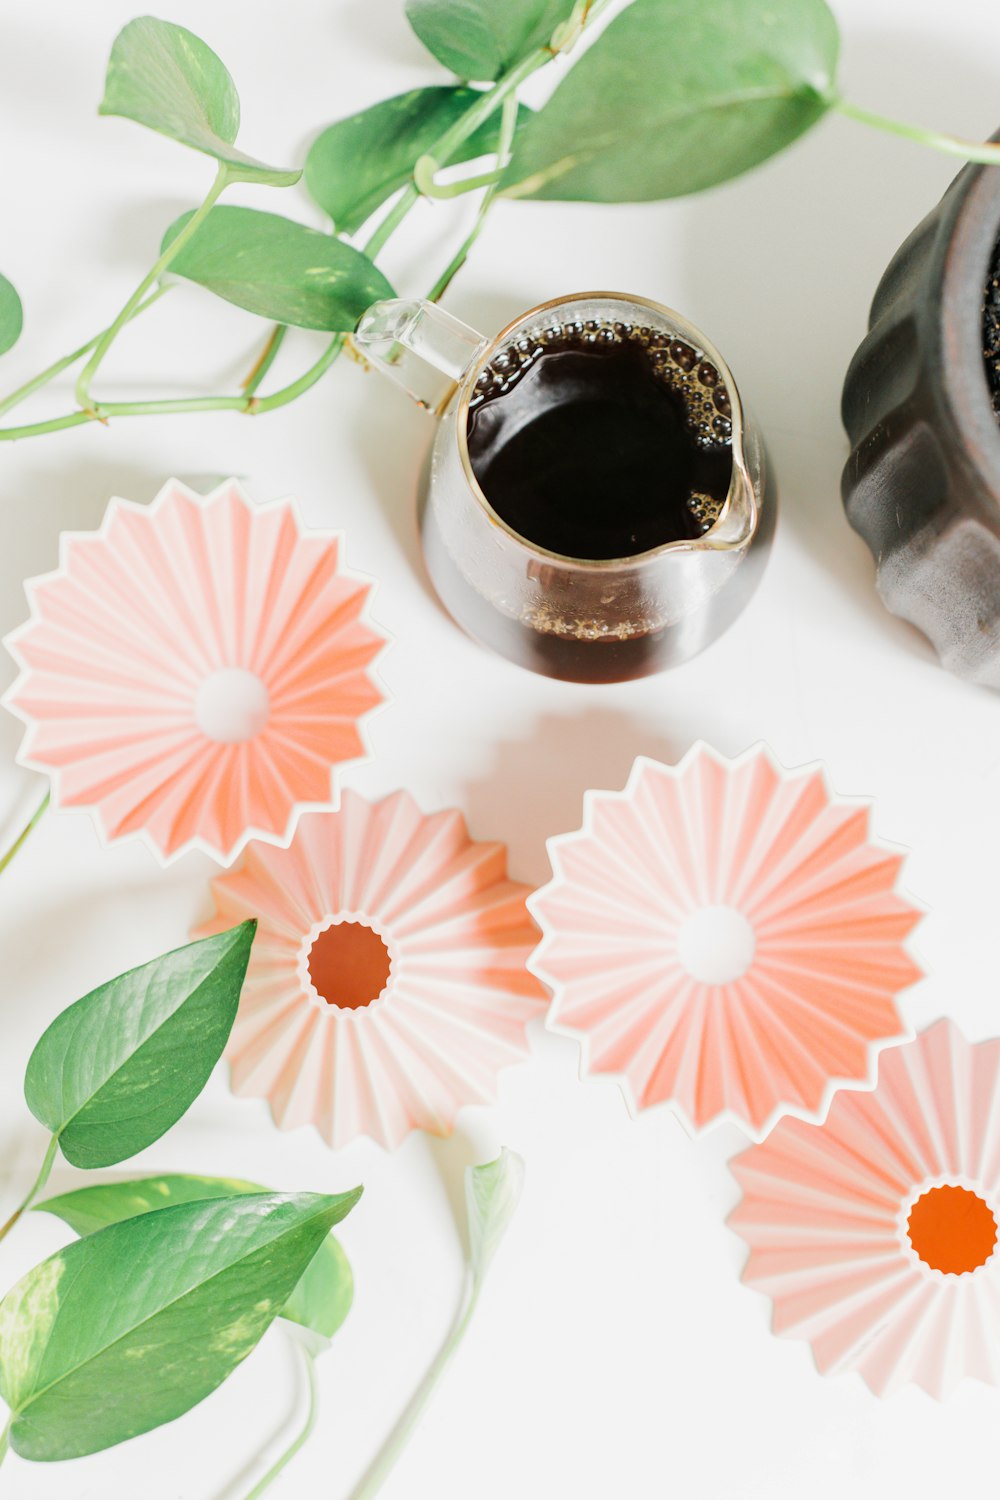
[984,237,1000,420]
[466,319,733,559]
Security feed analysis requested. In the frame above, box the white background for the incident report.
[1,0,999,1495]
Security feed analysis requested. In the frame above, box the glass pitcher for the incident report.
[354,291,774,684]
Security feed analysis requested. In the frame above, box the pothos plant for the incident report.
[0,920,362,1487]
[0,918,525,1495]
[0,0,997,442]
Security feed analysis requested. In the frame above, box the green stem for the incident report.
[242,324,288,395]
[0,145,423,439]
[350,1277,482,1500]
[0,1134,59,1246]
[0,349,353,438]
[0,409,108,439]
[0,1417,10,1468]
[365,184,420,260]
[233,168,439,418]
[0,398,244,440]
[549,0,592,53]
[250,335,346,414]
[414,157,503,200]
[0,287,170,420]
[0,790,50,877]
[75,161,231,411]
[549,0,616,52]
[416,44,552,201]
[833,95,1000,164]
[241,1342,317,1500]
[427,95,519,304]
[0,13,614,444]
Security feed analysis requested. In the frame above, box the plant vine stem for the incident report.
[0,1417,9,1468]
[241,1342,317,1500]
[364,183,420,259]
[832,95,1000,164]
[0,398,248,440]
[251,333,348,414]
[0,1134,59,1246]
[0,287,170,420]
[242,324,288,394]
[427,94,520,304]
[0,789,50,877]
[0,173,417,439]
[420,43,552,181]
[414,157,503,199]
[551,0,616,51]
[349,1277,482,1500]
[75,160,231,411]
[0,6,619,443]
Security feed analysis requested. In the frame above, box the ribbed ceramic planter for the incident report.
[842,144,1000,688]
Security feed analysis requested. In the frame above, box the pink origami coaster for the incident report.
[195,789,547,1149]
[730,1020,1000,1398]
[3,478,387,864]
[529,744,923,1140]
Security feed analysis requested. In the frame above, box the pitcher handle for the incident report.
[353,298,490,414]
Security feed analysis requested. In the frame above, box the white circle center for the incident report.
[195,668,270,745]
[677,905,756,985]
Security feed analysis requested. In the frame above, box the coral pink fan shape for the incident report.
[3,479,386,863]
[529,745,923,1139]
[730,1020,1000,1398]
[196,790,547,1149]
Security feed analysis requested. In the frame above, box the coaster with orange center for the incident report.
[195,790,547,1149]
[731,1020,1000,1397]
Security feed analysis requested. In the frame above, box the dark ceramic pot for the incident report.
[842,152,1000,688]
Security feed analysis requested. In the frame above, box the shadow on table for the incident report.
[333,0,433,70]
[0,858,205,1038]
[463,707,684,886]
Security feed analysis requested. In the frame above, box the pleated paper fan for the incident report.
[731,1020,1000,1398]
[195,790,547,1149]
[529,743,923,1140]
[3,478,387,864]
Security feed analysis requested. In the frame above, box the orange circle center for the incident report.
[307,921,392,1009]
[906,1185,997,1275]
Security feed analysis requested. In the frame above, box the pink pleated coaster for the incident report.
[529,743,924,1140]
[195,789,548,1149]
[3,478,388,864]
[731,1019,1000,1398]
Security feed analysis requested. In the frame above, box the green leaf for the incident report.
[36,1174,354,1342]
[24,922,255,1169]
[501,0,839,202]
[286,1232,354,1344]
[99,17,300,186]
[306,87,527,234]
[467,1148,525,1281]
[0,1189,360,1460]
[0,274,23,355]
[160,206,395,330]
[405,0,576,81]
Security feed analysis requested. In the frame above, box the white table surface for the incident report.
[2,0,1000,1494]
